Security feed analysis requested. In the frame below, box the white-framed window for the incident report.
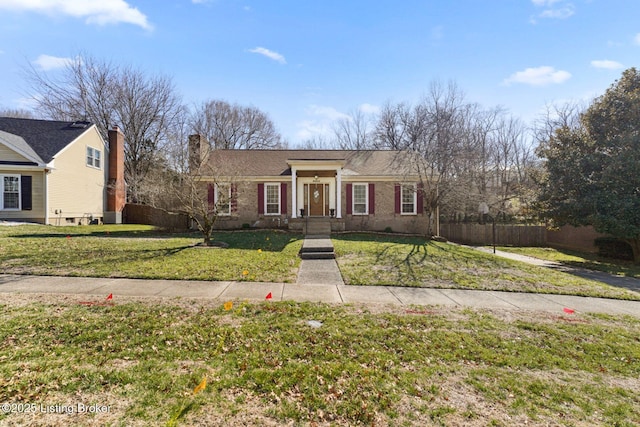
[265,183,280,215]
[401,184,416,215]
[215,183,231,216]
[1,175,20,210]
[352,183,368,215]
[86,147,101,169]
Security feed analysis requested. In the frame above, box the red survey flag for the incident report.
[106,293,113,301]
[265,292,272,300]
[563,307,575,314]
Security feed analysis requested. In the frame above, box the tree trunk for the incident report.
[626,237,640,264]
[202,221,213,246]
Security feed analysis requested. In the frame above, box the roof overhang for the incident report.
[0,164,47,173]
[0,130,46,166]
[287,159,347,171]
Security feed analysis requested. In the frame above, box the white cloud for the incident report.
[359,103,380,115]
[503,66,572,86]
[0,0,152,30]
[539,6,574,19]
[531,0,575,22]
[248,47,286,64]
[296,105,349,140]
[306,105,350,121]
[32,54,80,71]
[590,60,623,70]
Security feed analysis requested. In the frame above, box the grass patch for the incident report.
[0,225,302,283]
[0,297,638,426]
[333,234,640,300]
[497,246,640,279]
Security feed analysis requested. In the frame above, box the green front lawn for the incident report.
[497,246,640,279]
[333,234,640,300]
[0,225,302,283]
[1,298,638,426]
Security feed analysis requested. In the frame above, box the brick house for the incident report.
[0,117,125,225]
[190,135,436,235]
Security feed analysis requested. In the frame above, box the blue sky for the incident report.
[0,0,638,145]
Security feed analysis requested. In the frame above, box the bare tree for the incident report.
[173,135,244,244]
[296,134,334,149]
[0,108,37,119]
[190,99,282,149]
[373,101,409,149]
[533,102,584,149]
[23,53,184,203]
[333,109,373,150]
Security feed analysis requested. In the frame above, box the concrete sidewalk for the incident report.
[1,274,638,317]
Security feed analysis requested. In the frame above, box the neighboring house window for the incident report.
[1,175,20,210]
[352,183,368,214]
[86,147,101,169]
[215,183,231,215]
[401,184,416,215]
[265,183,280,215]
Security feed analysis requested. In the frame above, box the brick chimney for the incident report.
[188,134,209,172]
[105,125,126,224]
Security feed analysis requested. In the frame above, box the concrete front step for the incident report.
[300,251,336,260]
[300,236,336,259]
[300,246,334,253]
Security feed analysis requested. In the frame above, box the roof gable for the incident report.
[0,117,96,164]
[0,130,43,164]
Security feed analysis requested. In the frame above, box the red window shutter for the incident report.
[368,183,375,215]
[394,184,401,214]
[257,183,264,214]
[417,182,424,214]
[231,184,238,213]
[280,183,287,215]
[208,183,214,211]
[346,183,352,215]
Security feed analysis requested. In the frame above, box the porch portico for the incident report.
[289,159,345,219]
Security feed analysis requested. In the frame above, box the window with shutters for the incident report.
[401,184,416,215]
[265,183,280,215]
[352,183,368,214]
[1,175,20,210]
[215,183,231,215]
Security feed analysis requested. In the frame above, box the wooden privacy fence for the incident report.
[440,223,547,247]
[124,204,190,231]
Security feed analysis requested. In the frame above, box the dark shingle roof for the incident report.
[206,149,419,177]
[0,117,94,163]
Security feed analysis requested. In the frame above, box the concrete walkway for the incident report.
[472,246,640,293]
[296,236,344,286]
[1,273,639,317]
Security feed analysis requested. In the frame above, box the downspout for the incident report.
[44,169,49,225]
